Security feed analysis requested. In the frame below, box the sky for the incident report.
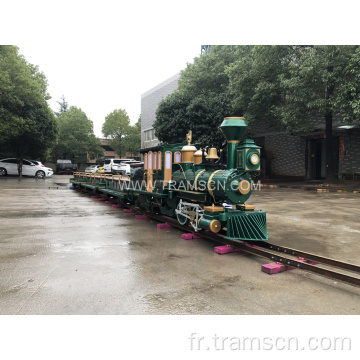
[2,0,357,138]
[17,42,201,137]
[4,0,206,137]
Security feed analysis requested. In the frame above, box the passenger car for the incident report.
[103,159,140,174]
[97,166,105,173]
[0,158,53,178]
[30,161,54,177]
[56,159,77,174]
[85,165,100,173]
[118,161,143,175]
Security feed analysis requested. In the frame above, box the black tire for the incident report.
[0,168,7,176]
[35,170,45,179]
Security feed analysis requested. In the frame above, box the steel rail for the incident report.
[146,212,360,288]
[251,241,360,274]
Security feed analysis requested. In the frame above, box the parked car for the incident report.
[0,158,53,178]
[97,166,105,173]
[30,160,54,177]
[118,161,143,175]
[85,165,100,173]
[103,158,140,174]
[56,160,78,174]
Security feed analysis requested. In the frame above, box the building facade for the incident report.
[249,119,360,180]
[141,73,180,149]
[88,138,141,164]
[141,73,360,180]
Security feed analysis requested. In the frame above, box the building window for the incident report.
[144,129,157,142]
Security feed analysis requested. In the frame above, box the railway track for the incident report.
[144,211,360,288]
[77,188,360,288]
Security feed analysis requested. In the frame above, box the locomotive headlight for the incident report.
[237,139,261,172]
[250,153,259,165]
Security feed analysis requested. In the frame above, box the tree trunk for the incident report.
[325,112,336,181]
[325,63,336,182]
[17,158,23,178]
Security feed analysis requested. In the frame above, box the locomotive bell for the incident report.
[206,147,219,161]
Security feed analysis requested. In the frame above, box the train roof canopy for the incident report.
[139,143,186,153]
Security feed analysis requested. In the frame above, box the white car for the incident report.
[103,158,140,174]
[85,165,100,173]
[118,161,142,175]
[30,160,54,177]
[0,158,53,179]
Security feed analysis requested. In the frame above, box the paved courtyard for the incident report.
[0,175,359,314]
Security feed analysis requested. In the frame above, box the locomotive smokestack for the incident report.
[220,117,248,169]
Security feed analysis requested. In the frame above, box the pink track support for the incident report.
[214,245,247,255]
[157,223,172,228]
[261,262,287,274]
[181,233,203,240]
[135,214,149,220]
[123,209,135,214]
[262,257,318,275]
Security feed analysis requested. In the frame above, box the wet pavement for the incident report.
[0,175,359,314]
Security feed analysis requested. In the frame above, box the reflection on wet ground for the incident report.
[0,176,360,314]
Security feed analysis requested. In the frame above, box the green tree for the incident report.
[154,46,245,146]
[102,109,131,157]
[227,45,292,126]
[0,45,57,176]
[122,116,141,155]
[155,92,232,147]
[53,106,103,164]
[55,95,69,117]
[227,45,360,180]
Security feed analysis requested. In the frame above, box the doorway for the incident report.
[306,137,339,180]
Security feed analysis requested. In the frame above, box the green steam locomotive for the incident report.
[71,117,268,241]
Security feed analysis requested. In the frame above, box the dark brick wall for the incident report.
[249,121,306,177]
[264,133,306,177]
[249,119,360,178]
[339,129,360,176]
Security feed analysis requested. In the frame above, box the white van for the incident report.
[103,159,140,174]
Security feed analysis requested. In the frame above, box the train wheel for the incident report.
[176,200,190,226]
[175,200,204,231]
